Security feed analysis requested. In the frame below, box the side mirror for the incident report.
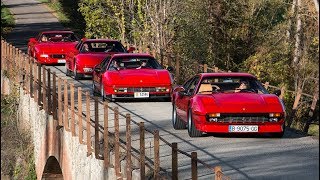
[175,86,188,96]
[127,46,136,53]
[273,89,281,97]
[94,66,101,73]
[29,38,37,43]
[167,66,174,72]
[178,90,188,96]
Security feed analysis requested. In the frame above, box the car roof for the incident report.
[200,72,257,79]
[111,53,153,58]
[42,30,74,34]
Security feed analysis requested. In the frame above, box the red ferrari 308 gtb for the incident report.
[171,73,286,138]
[28,31,79,64]
[65,39,134,80]
[92,53,174,101]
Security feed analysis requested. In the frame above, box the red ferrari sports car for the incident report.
[65,39,134,80]
[27,30,79,64]
[172,73,286,138]
[92,53,174,101]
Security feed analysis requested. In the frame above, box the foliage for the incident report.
[78,0,120,39]
[47,0,319,133]
[42,0,86,37]
[1,3,15,37]
[1,95,37,179]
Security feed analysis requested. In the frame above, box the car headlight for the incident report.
[114,88,127,93]
[156,87,169,92]
[40,54,49,58]
[269,113,282,122]
[206,113,220,122]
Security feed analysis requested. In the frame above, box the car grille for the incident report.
[50,54,65,59]
[127,87,157,92]
[216,113,269,123]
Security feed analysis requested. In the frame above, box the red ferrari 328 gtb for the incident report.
[171,73,286,138]
[92,53,174,101]
[65,39,134,80]
[28,30,79,64]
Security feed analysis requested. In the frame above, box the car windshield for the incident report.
[198,76,269,94]
[108,57,163,70]
[41,33,78,42]
[80,41,126,53]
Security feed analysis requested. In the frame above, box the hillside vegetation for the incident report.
[1,3,15,37]
[42,0,318,135]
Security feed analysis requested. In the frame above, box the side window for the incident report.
[76,41,83,50]
[36,33,42,41]
[80,43,91,52]
[101,57,111,71]
[183,76,200,95]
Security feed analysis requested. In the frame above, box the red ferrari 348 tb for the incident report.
[92,53,174,101]
[172,73,286,138]
[65,39,134,80]
[28,30,79,64]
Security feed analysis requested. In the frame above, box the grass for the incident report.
[1,3,15,37]
[1,95,37,179]
[38,0,86,37]
[308,124,319,137]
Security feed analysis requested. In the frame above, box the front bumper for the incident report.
[36,54,66,64]
[194,114,285,133]
[110,93,171,99]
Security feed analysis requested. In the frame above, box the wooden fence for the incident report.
[1,39,232,179]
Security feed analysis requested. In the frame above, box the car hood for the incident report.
[198,93,283,113]
[35,42,77,53]
[105,69,171,86]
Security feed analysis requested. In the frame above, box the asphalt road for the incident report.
[2,0,319,179]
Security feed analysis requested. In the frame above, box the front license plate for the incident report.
[58,59,66,63]
[134,92,149,98]
[229,125,258,132]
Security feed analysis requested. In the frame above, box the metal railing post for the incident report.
[139,122,145,179]
[94,96,100,158]
[154,130,160,179]
[172,143,178,180]
[114,107,121,178]
[126,114,132,179]
[191,152,197,180]
[104,102,109,168]
[78,87,83,143]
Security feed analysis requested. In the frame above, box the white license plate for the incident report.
[229,125,258,132]
[58,59,66,63]
[83,68,93,72]
[134,92,149,98]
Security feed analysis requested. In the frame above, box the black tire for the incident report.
[74,64,82,80]
[187,109,202,137]
[66,65,72,76]
[163,97,171,102]
[92,82,99,96]
[28,46,32,56]
[172,104,186,129]
[272,124,285,138]
[101,84,106,101]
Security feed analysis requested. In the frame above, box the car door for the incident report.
[93,56,111,90]
[28,33,41,56]
[65,41,81,69]
[175,76,200,121]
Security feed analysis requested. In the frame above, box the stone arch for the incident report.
[42,156,63,179]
